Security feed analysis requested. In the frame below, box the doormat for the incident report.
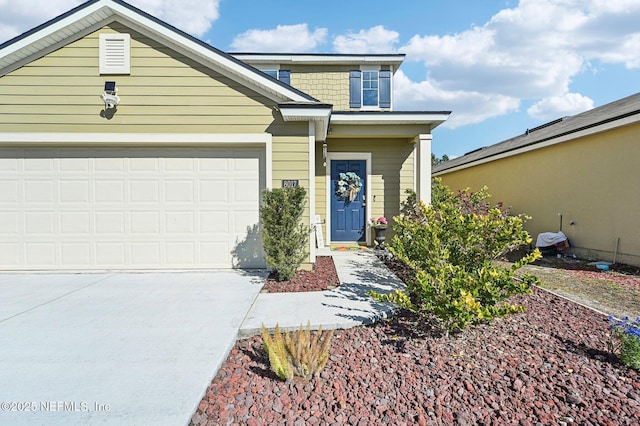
[330,244,369,252]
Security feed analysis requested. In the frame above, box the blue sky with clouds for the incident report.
[2,0,639,157]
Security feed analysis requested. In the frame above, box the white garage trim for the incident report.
[0,132,273,192]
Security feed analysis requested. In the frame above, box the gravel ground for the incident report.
[262,256,339,293]
[191,268,640,425]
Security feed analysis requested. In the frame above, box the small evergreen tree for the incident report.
[260,187,309,281]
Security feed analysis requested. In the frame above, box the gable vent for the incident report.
[100,33,131,75]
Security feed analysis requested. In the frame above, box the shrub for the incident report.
[373,180,540,333]
[609,316,640,370]
[260,187,309,281]
[261,322,334,381]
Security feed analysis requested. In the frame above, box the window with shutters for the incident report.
[349,67,392,110]
[257,66,291,85]
[99,33,131,74]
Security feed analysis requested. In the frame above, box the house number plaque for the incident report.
[281,180,299,188]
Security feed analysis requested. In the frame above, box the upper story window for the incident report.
[350,67,391,109]
[257,66,290,85]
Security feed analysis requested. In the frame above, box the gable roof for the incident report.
[433,92,640,175]
[0,0,317,104]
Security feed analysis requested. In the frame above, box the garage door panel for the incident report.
[0,147,265,270]
[200,180,228,202]
[167,211,195,234]
[25,180,54,202]
[0,243,20,265]
[130,181,160,203]
[96,212,126,234]
[0,212,19,234]
[25,212,55,234]
[165,180,194,202]
[95,180,125,203]
[26,243,56,266]
[61,243,91,265]
[60,180,90,203]
[60,212,90,234]
[131,211,160,234]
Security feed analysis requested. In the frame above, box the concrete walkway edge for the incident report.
[239,248,406,338]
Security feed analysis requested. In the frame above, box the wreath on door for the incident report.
[336,172,362,202]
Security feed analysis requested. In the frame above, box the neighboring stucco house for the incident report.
[0,0,449,271]
[433,92,640,267]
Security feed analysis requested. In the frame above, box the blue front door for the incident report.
[331,160,366,242]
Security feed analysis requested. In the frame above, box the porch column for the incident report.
[414,133,432,204]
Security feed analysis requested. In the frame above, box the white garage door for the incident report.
[0,147,266,270]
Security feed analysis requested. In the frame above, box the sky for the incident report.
[1,0,640,157]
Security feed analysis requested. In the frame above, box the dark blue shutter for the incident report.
[379,70,391,108]
[349,70,361,108]
[279,69,290,85]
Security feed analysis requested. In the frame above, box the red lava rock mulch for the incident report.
[261,256,340,293]
[191,287,640,425]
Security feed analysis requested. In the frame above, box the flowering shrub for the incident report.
[371,181,540,333]
[609,316,640,370]
[370,216,388,227]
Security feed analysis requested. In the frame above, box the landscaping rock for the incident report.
[190,288,639,425]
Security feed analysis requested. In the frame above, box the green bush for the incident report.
[260,187,309,281]
[373,180,540,333]
[609,316,640,370]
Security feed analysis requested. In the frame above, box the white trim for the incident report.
[231,54,405,67]
[0,132,272,145]
[308,122,316,262]
[325,152,372,246]
[330,113,450,125]
[432,113,640,176]
[414,134,432,204]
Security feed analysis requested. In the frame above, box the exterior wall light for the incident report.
[100,81,120,109]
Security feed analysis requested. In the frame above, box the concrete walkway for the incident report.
[240,248,405,337]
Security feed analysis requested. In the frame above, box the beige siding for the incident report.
[1,22,318,265]
[315,137,414,242]
[0,23,276,133]
[291,65,350,110]
[438,123,640,267]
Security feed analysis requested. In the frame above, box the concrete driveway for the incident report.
[0,271,265,426]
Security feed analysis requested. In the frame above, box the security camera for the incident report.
[100,93,120,109]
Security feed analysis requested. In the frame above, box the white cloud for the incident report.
[527,93,594,120]
[333,25,399,53]
[0,0,220,43]
[230,24,327,52]
[131,0,220,36]
[397,0,640,127]
[393,70,520,129]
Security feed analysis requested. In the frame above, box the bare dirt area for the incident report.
[191,254,640,425]
[522,256,640,319]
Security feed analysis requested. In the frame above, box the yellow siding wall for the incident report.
[315,138,414,242]
[0,22,316,263]
[0,23,276,133]
[438,123,640,266]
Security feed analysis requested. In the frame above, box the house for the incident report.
[433,92,640,267]
[0,0,450,271]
